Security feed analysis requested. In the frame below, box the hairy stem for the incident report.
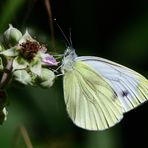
[0,58,13,89]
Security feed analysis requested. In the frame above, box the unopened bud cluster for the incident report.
[0,25,58,87]
[4,24,22,47]
[0,25,60,124]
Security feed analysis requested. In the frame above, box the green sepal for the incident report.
[30,57,42,76]
[19,30,34,44]
[0,47,19,57]
[12,56,28,71]
[13,70,32,85]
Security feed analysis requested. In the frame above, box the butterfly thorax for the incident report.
[61,47,77,73]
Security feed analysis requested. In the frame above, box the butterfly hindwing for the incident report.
[64,61,123,130]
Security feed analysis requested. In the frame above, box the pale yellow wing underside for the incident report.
[64,61,123,130]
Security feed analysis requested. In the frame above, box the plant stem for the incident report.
[44,0,55,48]
[0,58,13,89]
[20,125,33,148]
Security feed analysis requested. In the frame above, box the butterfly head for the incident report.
[61,47,77,73]
[64,47,77,58]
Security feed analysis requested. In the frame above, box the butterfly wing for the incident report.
[64,61,123,130]
[76,56,148,112]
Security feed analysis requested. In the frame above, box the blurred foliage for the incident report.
[0,0,147,148]
[0,0,26,32]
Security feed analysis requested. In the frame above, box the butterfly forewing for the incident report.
[64,61,123,130]
[76,56,148,112]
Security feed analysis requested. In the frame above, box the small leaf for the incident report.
[13,70,32,85]
[13,56,28,71]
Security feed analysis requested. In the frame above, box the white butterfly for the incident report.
[61,47,148,131]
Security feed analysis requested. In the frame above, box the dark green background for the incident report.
[0,0,147,147]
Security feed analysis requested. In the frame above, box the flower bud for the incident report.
[0,107,7,124]
[0,58,4,71]
[0,90,7,124]
[0,44,4,52]
[41,53,58,66]
[4,24,22,47]
[39,68,55,88]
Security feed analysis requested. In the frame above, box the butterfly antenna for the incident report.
[69,27,73,47]
[54,19,71,47]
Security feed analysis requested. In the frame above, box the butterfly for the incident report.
[61,47,148,131]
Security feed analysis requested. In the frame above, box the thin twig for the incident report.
[44,0,55,49]
[19,125,33,148]
[0,58,13,89]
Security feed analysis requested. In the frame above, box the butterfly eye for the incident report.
[64,47,74,57]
